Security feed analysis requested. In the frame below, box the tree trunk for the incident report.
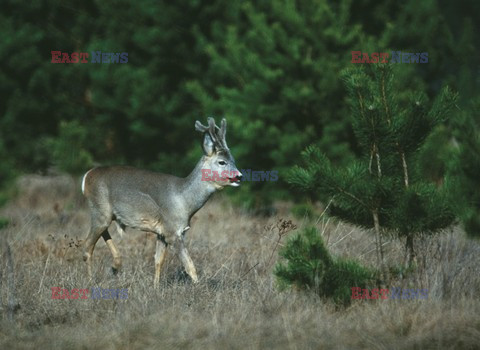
[405,234,417,267]
[372,208,387,286]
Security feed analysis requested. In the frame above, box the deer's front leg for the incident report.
[177,237,198,283]
[154,235,168,289]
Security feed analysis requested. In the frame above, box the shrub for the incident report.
[275,227,375,306]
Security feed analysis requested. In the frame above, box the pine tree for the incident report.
[288,64,457,282]
[274,227,375,306]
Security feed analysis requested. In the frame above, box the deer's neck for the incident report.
[180,156,217,216]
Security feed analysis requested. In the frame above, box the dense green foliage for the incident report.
[0,139,16,208]
[288,64,457,272]
[45,120,94,174]
[448,98,480,238]
[0,0,478,212]
[275,227,375,305]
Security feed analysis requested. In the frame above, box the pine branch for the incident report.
[380,67,392,126]
[401,152,409,187]
[333,186,368,209]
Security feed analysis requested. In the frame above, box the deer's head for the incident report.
[195,118,242,188]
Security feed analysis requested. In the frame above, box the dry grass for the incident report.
[0,174,479,349]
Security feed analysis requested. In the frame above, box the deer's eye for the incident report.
[219,160,227,166]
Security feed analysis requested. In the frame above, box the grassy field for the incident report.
[0,174,479,349]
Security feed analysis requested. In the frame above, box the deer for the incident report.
[81,117,242,288]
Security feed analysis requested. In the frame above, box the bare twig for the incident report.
[239,262,260,280]
[7,244,20,321]
[37,251,51,295]
[264,219,297,268]
[240,218,297,280]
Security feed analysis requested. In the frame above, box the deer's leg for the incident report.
[154,235,168,289]
[83,213,111,277]
[102,230,122,275]
[178,238,198,283]
[113,220,126,237]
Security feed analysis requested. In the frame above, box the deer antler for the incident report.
[195,117,229,151]
[217,119,228,150]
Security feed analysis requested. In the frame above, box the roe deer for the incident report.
[82,118,242,287]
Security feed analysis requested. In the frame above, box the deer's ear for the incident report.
[202,133,215,156]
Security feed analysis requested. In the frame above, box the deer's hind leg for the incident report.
[154,234,168,289]
[83,207,113,277]
[102,229,122,275]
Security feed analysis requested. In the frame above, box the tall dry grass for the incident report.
[0,174,479,349]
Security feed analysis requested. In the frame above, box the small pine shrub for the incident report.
[274,227,375,306]
[291,203,316,220]
[0,217,8,230]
